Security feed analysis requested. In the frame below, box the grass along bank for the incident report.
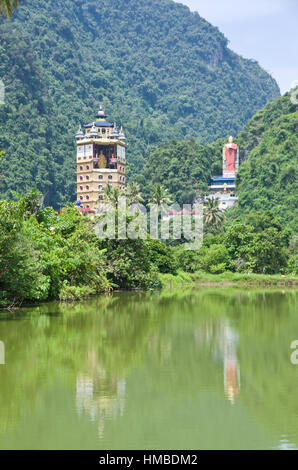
[159,271,298,288]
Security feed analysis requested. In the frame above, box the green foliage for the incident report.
[0,0,279,207]
[247,227,288,274]
[224,215,289,274]
[0,189,294,305]
[148,183,173,209]
[197,243,229,274]
[98,238,162,290]
[125,181,144,205]
[173,242,229,275]
[232,93,298,232]
[0,198,49,305]
[0,191,111,306]
[139,139,224,204]
[103,184,122,209]
[224,222,254,264]
[203,197,224,234]
[148,238,178,275]
[59,283,96,301]
[175,211,290,276]
[287,255,298,275]
[173,248,201,274]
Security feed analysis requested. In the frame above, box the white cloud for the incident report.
[180,0,291,24]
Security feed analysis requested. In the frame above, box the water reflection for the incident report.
[222,322,240,405]
[0,288,297,449]
[194,318,240,404]
[76,369,126,439]
[275,435,297,450]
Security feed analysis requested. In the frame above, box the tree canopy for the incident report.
[232,93,298,232]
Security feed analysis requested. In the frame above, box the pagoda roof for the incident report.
[84,121,114,128]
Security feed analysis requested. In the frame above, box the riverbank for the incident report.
[159,271,298,288]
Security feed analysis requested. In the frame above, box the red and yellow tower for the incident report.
[75,106,126,213]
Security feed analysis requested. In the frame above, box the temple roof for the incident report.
[84,121,114,128]
[211,177,235,182]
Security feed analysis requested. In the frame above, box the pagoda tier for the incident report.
[75,107,127,214]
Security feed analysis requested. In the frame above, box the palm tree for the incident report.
[103,184,121,210]
[148,183,173,212]
[125,181,144,206]
[0,0,18,18]
[203,197,224,231]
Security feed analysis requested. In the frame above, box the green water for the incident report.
[0,288,297,450]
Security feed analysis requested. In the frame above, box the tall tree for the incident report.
[149,184,173,212]
[103,184,121,210]
[203,198,224,231]
[125,181,144,206]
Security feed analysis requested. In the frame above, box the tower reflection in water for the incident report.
[222,322,240,404]
[195,318,241,405]
[75,318,241,440]
[75,351,126,439]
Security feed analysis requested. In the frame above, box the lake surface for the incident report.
[0,288,297,450]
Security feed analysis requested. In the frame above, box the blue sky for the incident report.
[180,0,297,94]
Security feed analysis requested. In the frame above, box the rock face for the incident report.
[0,0,280,207]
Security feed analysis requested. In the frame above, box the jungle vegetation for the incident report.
[140,93,298,232]
[0,1,296,308]
[0,186,297,307]
[0,0,279,207]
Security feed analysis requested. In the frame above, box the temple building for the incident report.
[207,136,239,210]
[75,106,126,214]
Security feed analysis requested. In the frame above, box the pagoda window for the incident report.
[86,175,90,180]
[98,175,103,180]
[80,165,83,171]
[80,176,83,181]
[86,195,90,200]
[80,196,83,200]
[80,186,83,190]
[108,175,113,180]
[86,185,90,190]
[86,165,90,170]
